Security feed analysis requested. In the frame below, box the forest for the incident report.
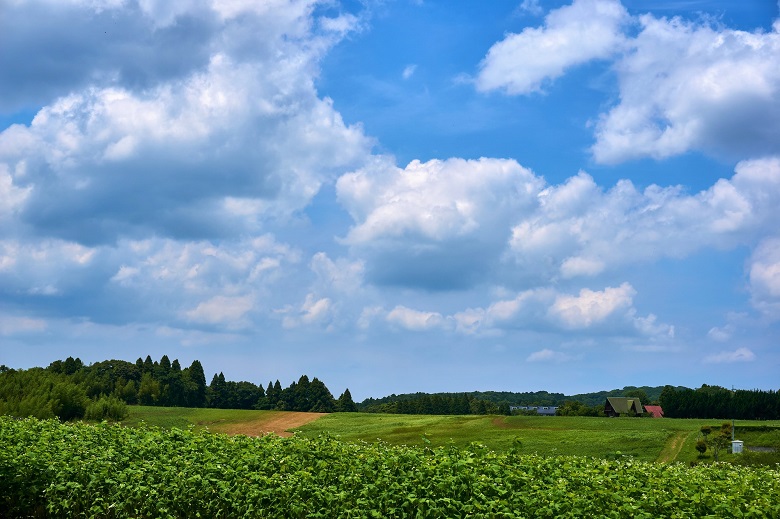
[660,384,780,420]
[0,355,506,421]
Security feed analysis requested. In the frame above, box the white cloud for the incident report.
[476,0,628,94]
[337,156,542,288]
[108,235,297,295]
[339,157,540,243]
[281,293,335,329]
[184,295,254,328]
[357,306,384,330]
[386,306,448,332]
[707,325,733,342]
[310,252,364,294]
[526,348,577,362]
[336,154,780,293]
[0,1,371,244]
[592,14,780,163]
[476,1,780,163]
[748,236,780,318]
[272,253,364,331]
[508,157,780,280]
[0,164,31,219]
[0,313,48,335]
[0,239,97,296]
[402,64,417,80]
[704,347,756,363]
[405,283,675,339]
[319,13,361,36]
[453,289,547,335]
[548,283,635,328]
[518,0,543,17]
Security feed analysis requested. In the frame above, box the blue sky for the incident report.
[1,0,779,401]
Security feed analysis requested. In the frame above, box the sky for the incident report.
[1,0,779,401]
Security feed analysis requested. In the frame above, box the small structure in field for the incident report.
[643,405,664,418]
[604,397,643,417]
[510,405,558,416]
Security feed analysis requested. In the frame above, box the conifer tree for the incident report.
[186,360,207,407]
[337,388,358,412]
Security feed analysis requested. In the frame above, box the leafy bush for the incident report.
[84,395,128,421]
[1,417,779,518]
[0,369,88,420]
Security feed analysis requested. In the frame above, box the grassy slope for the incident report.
[123,406,779,463]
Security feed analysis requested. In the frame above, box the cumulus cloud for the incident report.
[476,0,629,94]
[0,0,371,246]
[508,157,780,281]
[386,306,448,331]
[475,0,780,163]
[0,233,299,331]
[704,347,756,363]
[337,156,542,289]
[593,14,780,163]
[337,154,780,293]
[0,63,368,244]
[548,283,635,329]
[381,283,675,339]
[280,293,335,330]
[748,236,780,318]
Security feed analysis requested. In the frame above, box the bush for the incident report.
[695,439,707,456]
[84,395,128,421]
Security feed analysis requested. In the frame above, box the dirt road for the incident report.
[656,431,690,463]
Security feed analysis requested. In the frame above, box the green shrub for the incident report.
[84,395,128,421]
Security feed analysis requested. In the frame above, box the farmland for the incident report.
[2,416,779,518]
[124,406,780,465]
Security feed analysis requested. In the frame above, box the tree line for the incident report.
[357,387,667,417]
[660,385,780,420]
[0,355,357,422]
[359,392,512,416]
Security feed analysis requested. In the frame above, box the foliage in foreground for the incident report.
[2,417,779,518]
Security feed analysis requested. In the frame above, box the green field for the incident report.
[296,414,689,462]
[123,406,780,464]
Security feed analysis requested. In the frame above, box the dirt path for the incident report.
[657,431,689,463]
[212,412,328,438]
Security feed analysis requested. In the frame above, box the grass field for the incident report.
[123,406,780,464]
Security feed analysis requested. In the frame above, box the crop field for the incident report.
[122,406,325,437]
[3,416,779,518]
[125,406,780,464]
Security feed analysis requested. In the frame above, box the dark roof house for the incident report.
[604,397,643,417]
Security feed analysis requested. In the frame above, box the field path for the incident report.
[656,431,690,463]
[211,412,328,438]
